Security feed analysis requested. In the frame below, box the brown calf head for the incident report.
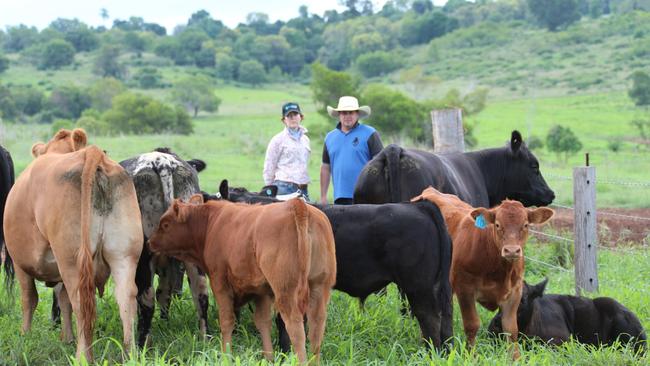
[148,199,194,256]
[470,200,554,261]
[31,128,88,157]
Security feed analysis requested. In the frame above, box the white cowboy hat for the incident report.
[327,96,371,119]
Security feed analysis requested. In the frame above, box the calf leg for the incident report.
[306,284,332,364]
[499,296,521,360]
[456,292,480,347]
[51,286,61,326]
[56,284,74,343]
[135,249,155,347]
[185,262,209,337]
[275,296,307,363]
[210,279,236,352]
[15,266,38,333]
[155,256,176,320]
[253,296,274,361]
[276,314,292,354]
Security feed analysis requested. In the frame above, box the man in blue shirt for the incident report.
[320,96,383,205]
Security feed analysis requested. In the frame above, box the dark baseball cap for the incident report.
[282,102,302,117]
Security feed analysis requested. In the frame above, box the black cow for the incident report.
[354,130,555,207]
[119,148,210,346]
[215,181,454,353]
[488,279,647,354]
[0,144,15,286]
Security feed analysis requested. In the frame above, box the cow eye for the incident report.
[524,223,529,229]
[162,222,170,230]
[495,222,501,229]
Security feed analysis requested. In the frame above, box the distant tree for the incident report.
[195,47,216,68]
[144,23,166,36]
[47,85,92,120]
[628,70,650,107]
[546,125,583,162]
[88,77,126,111]
[238,60,267,85]
[100,8,109,24]
[12,86,45,116]
[412,0,434,14]
[93,44,126,79]
[399,11,457,46]
[216,53,239,81]
[0,54,8,74]
[355,51,399,77]
[103,92,192,134]
[187,10,224,38]
[171,76,221,117]
[527,135,544,150]
[123,32,147,52]
[40,39,75,70]
[50,119,75,135]
[527,0,581,31]
[310,63,361,118]
[4,25,39,52]
[133,67,163,89]
[0,84,18,120]
[64,26,98,52]
[362,84,427,139]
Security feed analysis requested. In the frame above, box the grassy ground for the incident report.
[0,244,647,365]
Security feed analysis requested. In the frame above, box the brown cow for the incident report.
[148,195,336,364]
[3,129,143,361]
[412,186,553,359]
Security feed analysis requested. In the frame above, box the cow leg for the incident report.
[275,297,307,363]
[51,285,61,326]
[456,292,480,347]
[253,295,274,361]
[58,267,93,361]
[185,262,209,337]
[211,279,236,353]
[499,294,521,360]
[306,284,331,364]
[15,266,38,333]
[56,284,74,343]
[107,257,139,354]
[135,246,155,348]
[155,256,175,320]
[275,314,292,354]
[405,291,442,350]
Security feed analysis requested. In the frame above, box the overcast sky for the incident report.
[0,0,448,32]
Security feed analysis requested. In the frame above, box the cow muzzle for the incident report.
[501,245,522,261]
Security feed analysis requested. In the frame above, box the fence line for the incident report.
[525,255,572,272]
[544,174,650,188]
[597,210,650,221]
[530,229,574,243]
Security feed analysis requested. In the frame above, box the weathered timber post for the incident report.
[574,154,598,295]
[431,108,464,153]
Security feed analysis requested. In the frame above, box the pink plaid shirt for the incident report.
[263,127,311,185]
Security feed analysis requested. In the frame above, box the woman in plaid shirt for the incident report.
[263,102,311,200]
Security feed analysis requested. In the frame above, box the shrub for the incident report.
[527,135,544,150]
[50,119,75,135]
[76,115,110,136]
[546,124,583,162]
[361,84,427,140]
[102,92,192,135]
[133,67,163,89]
[237,60,266,85]
[355,51,400,78]
[39,39,76,70]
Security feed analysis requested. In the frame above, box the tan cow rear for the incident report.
[3,129,143,361]
[148,195,336,364]
[412,186,553,359]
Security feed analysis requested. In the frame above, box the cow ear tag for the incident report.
[265,189,272,196]
[475,214,487,229]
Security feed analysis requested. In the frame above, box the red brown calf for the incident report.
[412,186,553,359]
[148,195,336,363]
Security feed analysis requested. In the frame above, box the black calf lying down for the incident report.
[488,279,646,353]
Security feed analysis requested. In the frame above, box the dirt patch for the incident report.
[540,208,650,246]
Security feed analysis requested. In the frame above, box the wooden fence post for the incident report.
[431,108,464,153]
[573,165,598,295]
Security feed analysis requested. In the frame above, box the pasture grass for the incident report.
[0,244,647,365]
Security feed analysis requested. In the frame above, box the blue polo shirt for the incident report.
[323,122,382,200]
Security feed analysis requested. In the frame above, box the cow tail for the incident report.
[78,146,101,344]
[431,202,454,345]
[159,167,175,208]
[385,144,402,203]
[291,198,311,314]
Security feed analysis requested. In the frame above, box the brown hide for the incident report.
[3,129,142,361]
[149,196,336,363]
[412,186,553,359]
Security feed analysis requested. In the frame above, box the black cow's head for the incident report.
[488,278,548,335]
[502,131,555,207]
[217,179,278,204]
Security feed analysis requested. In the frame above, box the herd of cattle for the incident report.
[0,128,646,363]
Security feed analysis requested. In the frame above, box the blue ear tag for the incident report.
[475,214,487,229]
[265,189,272,196]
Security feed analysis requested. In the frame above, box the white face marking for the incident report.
[132,152,182,175]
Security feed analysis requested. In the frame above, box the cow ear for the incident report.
[188,194,204,205]
[410,186,436,202]
[531,278,548,298]
[260,185,277,197]
[528,207,554,225]
[31,142,46,158]
[187,159,206,173]
[72,128,88,151]
[470,207,495,224]
[219,180,229,200]
[510,130,523,155]
[172,200,188,223]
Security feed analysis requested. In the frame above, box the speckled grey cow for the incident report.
[119,148,209,346]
